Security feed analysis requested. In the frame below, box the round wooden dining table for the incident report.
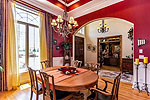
[40,66,99,92]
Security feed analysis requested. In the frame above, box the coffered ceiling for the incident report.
[21,0,124,18]
[46,0,92,11]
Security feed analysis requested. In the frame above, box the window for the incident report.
[16,4,40,73]
[78,27,85,35]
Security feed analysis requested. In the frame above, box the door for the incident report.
[17,23,40,83]
[75,36,84,66]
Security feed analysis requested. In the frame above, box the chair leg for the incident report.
[36,93,39,100]
[30,91,33,100]
[43,94,45,100]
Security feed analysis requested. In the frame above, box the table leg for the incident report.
[71,92,84,100]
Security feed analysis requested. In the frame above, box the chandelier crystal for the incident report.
[97,20,109,33]
[51,0,78,39]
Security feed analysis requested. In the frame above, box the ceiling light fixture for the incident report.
[97,19,109,33]
[51,0,78,39]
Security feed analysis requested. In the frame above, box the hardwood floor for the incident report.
[0,77,150,100]
[101,65,120,72]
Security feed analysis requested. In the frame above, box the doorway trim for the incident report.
[97,35,122,71]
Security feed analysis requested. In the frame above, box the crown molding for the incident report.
[21,0,63,16]
[58,0,80,7]
[21,0,124,18]
[68,0,124,18]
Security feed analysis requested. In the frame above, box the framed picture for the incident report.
[87,44,92,51]
[53,40,57,45]
[91,45,96,53]
[56,46,60,50]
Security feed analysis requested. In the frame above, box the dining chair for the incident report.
[41,60,51,69]
[27,66,43,100]
[72,60,82,68]
[39,71,73,100]
[86,62,101,75]
[87,73,121,100]
[78,61,82,68]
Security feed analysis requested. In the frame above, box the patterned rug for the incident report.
[99,70,133,83]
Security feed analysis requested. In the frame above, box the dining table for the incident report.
[37,66,99,92]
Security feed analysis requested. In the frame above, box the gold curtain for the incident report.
[39,13,48,69]
[6,1,20,90]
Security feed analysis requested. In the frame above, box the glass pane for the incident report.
[16,8,28,23]
[16,5,40,26]
[28,13,40,26]
[78,27,85,35]
[29,26,40,70]
[17,24,27,73]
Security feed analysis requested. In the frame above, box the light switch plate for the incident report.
[139,55,144,59]
[139,49,143,53]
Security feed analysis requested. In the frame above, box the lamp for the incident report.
[97,19,109,33]
[51,0,78,39]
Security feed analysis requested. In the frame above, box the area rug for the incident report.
[99,70,133,83]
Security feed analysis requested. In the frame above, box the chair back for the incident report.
[111,73,121,100]
[41,60,50,69]
[72,60,82,68]
[86,62,101,75]
[39,71,56,100]
[27,67,38,91]
[78,61,82,68]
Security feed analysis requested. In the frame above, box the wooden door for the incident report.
[75,36,84,66]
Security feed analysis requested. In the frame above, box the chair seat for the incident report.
[50,90,71,100]
[87,92,111,100]
[35,83,43,91]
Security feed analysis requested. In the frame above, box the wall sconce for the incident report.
[138,39,146,47]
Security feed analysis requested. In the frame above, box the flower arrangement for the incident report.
[0,66,4,72]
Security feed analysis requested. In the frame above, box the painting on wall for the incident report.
[114,46,120,52]
[91,45,96,53]
[56,46,60,50]
[87,44,92,51]
[53,40,57,45]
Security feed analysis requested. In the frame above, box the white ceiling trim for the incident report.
[21,0,63,16]
[21,0,124,18]
[68,0,124,18]
[58,0,80,7]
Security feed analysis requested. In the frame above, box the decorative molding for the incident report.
[68,0,124,18]
[53,57,73,66]
[21,0,63,16]
[21,0,124,19]
[58,0,80,7]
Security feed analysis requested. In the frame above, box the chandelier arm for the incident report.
[52,26,62,33]
[66,27,76,34]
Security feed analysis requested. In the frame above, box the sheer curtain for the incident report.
[39,13,48,69]
[7,1,20,90]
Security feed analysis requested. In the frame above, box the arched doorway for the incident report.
[73,17,134,73]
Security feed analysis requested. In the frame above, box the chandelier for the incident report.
[51,0,78,39]
[97,19,109,33]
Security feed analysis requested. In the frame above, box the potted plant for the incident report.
[0,66,4,72]
[61,41,72,50]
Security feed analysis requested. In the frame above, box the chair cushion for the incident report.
[50,90,71,100]
[35,83,43,91]
[87,92,111,100]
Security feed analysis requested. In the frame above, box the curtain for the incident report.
[6,1,20,90]
[39,13,48,68]
[0,0,7,91]
[45,13,53,66]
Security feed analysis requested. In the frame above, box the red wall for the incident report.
[75,0,150,62]
[53,31,73,57]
